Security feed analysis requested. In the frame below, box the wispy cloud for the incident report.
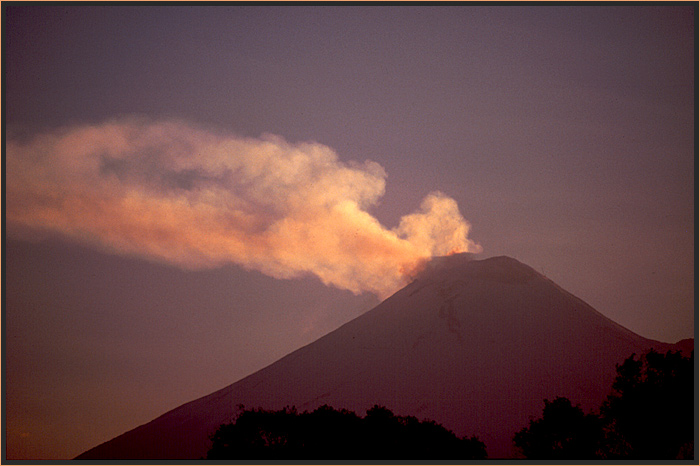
[7,118,480,297]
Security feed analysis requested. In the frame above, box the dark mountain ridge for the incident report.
[77,254,691,459]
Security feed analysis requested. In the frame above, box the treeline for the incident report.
[207,404,487,459]
[207,349,693,460]
[514,349,694,459]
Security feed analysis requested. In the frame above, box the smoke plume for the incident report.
[6,118,481,298]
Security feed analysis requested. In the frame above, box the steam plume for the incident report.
[6,118,481,297]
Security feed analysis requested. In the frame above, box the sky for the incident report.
[3,4,696,459]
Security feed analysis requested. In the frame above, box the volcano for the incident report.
[76,254,692,459]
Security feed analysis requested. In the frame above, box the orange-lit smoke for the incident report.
[6,118,481,298]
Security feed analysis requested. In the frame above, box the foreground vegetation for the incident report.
[514,349,694,459]
[206,349,693,460]
[207,404,486,459]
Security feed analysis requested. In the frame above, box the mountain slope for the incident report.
[77,254,690,459]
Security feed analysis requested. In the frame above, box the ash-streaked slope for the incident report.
[76,254,689,459]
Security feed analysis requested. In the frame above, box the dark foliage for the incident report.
[513,349,694,460]
[207,404,487,460]
[513,397,603,459]
[600,349,695,459]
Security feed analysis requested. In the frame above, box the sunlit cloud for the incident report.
[6,117,481,298]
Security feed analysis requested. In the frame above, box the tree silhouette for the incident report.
[600,349,694,459]
[207,404,487,459]
[297,404,363,457]
[513,349,694,460]
[513,397,603,459]
[207,406,302,458]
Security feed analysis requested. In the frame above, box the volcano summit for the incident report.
[77,254,690,459]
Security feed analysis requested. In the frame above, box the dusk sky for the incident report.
[4,5,696,459]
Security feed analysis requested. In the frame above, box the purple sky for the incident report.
[4,5,696,459]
